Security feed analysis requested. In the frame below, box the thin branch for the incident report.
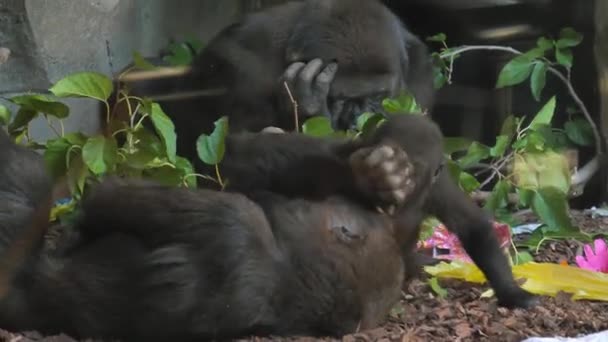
[440,45,603,156]
[283,81,299,132]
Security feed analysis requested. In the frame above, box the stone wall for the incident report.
[0,0,273,141]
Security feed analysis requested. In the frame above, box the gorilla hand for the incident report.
[279,58,338,124]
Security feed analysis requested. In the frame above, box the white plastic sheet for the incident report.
[521,330,608,342]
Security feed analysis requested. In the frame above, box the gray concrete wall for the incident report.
[0,0,255,142]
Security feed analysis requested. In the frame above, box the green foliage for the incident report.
[428,277,448,298]
[382,91,423,114]
[302,116,335,137]
[197,116,229,165]
[0,104,9,125]
[162,37,205,66]
[49,72,113,102]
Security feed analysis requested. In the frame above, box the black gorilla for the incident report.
[0,113,535,341]
[114,0,435,163]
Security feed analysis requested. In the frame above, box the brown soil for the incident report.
[2,210,608,342]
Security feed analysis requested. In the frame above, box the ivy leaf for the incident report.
[443,137,473,155]
[500,115,518,137]
[484,180,511,212]
[149,103,177,163]
[163,42,195,66]
[556,28,583,48]
[555,48,573,69]
[457,142,491,169]
[513,151,571,194]
[433,66,448,90]
[49,72,113,102]
[8,108,37,134]
[490,135,510,158]
[496,54,535,88]
[564,118,594,147]
[536,37,554,51]
[426,33,447,43]
[428,277,448,298]
[66,154,90,197]
[82,135,119,175]
[44,137,73,180]
[197,116,229,165]
[126,129,164,169]
[529,96,556,130]
[459,172,480,193]
[531,187,577,232]
[10,94,69,119]
[514,251,534,265]
[530,62,548,102]
[133,51,157,70]
[0,104,10,125]
[302,116,334,137]
[175,157,197,188]
[356,112,384,139]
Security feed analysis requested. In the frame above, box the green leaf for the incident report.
[196,116,229,165]
[149,103,177,163]
[556,28,583,48]
[163,42,195,66]
[426,33,447,43]
[530,62,548,102]
[564,118,594,147]
[44,137,73,180]
[82,135,118,175]
[8,108,37,133]
[490,135,510,158]
[381,92,422,114]
[537,37,554,51]
[126,129,164,169]
[443,137,473,155]
[0,104,10,125]
[66,154,90,196]
[302,116,335,137]
[49,72,113,102]
[419,216,442,241]
[433,66,448,90]
[500,115,518,137]
[513,151,571,194]
[484,180,511,212]
[555,48,573,69]
[535,125,569,150]
[496,54,535,88]
[445,159,462,183]
[10,94,69,119]
[529,96,556,129]
[144,165,183,187]
[175,157,197,188]
[356,112,384,139]
[517,188,535,208]
[133,51,157,70]
[515,251,534,265]
[531,187,577,232]
[428,277,448,298]
[458,172,480,193]
[457,142,491,169]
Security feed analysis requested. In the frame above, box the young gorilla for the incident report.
[0,114,534,341]
[114,0,435,161]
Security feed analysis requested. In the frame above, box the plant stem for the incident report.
[439,45,603,156]
[283,81,299,132]
[215,164,225,190]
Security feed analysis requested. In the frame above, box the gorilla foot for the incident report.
[497,286,540,309]
[349,144,415,210]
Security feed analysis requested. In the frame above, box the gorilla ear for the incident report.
[396,26,436,110]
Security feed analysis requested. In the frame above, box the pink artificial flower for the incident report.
[575,239,608,273]
[417,222,512,263]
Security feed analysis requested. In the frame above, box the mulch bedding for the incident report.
[2,211,607,342]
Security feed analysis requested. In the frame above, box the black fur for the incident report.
[0,114,535,341]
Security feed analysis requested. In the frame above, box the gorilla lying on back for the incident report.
[0,113,535,341]
[116,0,436,160]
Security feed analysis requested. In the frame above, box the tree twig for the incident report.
[283,81,299,132]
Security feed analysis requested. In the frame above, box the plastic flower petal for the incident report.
[417,221,512,263]
[575,239,608,273]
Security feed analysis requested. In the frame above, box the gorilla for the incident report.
[0,113,536,341]
[112,0,436,163]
